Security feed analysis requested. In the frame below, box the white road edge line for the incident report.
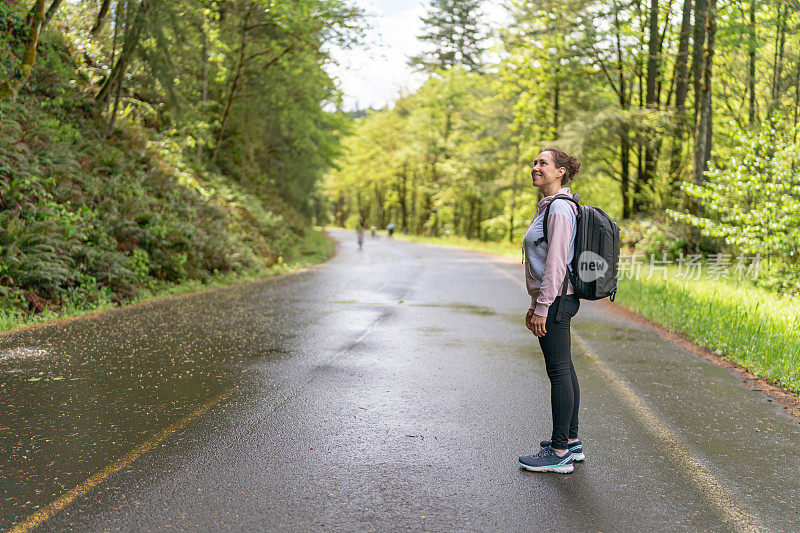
[573,334,762,533]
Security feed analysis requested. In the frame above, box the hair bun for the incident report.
[543,147,581,184]
[568,157,581,179]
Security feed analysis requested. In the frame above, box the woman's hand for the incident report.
[526,309,547,337]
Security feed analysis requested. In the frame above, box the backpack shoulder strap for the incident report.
[554,271,571,323]
[534,194,580,246]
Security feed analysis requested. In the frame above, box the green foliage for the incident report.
[0,88,304,316]
[326,66,609,242]
[0,0,363,319]
[128,248,151,281]
[619,217,718,259]
[328,0,799,298]
[0,3,23,79]
[668,119,800,292]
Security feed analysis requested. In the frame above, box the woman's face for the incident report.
[531,151,565,189]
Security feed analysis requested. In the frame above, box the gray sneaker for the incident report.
[540,439,584,461]
[519,445,574,473]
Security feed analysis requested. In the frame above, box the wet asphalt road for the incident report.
[1,230,799,532]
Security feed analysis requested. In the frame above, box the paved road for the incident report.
[1,230,799,532]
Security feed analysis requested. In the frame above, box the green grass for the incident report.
[0,229,334,334]
[616,266,800,394]
[388,232,800,396]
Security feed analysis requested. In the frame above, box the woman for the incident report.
[518,147,583,474]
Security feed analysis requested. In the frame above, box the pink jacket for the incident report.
[523,187,578,316]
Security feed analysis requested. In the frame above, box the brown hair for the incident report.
[543,147,581,186]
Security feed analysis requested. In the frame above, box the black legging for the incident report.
[538,295,581,450]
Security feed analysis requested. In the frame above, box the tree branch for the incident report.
[584,46,623,100]
[212,41,296,162]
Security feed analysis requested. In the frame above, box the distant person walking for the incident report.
[518,147,583,474]
[386,222,395,239]
[356,217,365,249]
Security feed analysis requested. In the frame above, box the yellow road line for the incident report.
[8,389,234,533]
[491,262,763,532]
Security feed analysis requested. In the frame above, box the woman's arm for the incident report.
[533,212,573,317]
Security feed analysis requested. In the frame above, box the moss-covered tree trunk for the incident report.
[0,0,47,102]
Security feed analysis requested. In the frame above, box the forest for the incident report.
[0,0,361,320]
[1,0,799,323]
[326,0,800,294]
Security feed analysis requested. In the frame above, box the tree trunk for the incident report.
[668,0,693,188]
[0,0,47,102]
[197,19,210,163]
[410,171,418,233]
[40,0,64,31]
[768,2,787,118]
[691,0,708,125]
[91,0,114,38]
[421,194,432,235]
[461,199,469,237]
[694,0,717,186]
[655,5,670,103]
[399,165,408,231]
[473,197,482,240]
[508,167,520,243]
[334,193,347,227]
[612,7,632,219]
[621,126,632,219]
[374,184,384,227]
[553,73,560,137]
[212,9,250,164]
[633,142,644,212]
[101,0,124,129]
[508,193,515,243]
[105,58,125,135]
[102,0,121,132]
[639,0,662,213]
[454,199,462,235]
[748,0,757,125]
[95,0,153,104]
[645,0,660,108]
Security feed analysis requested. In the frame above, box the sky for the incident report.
[325,0,509,111]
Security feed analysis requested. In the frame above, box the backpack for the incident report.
[534,193,620,322]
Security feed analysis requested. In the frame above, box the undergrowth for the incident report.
[0,12,327,328]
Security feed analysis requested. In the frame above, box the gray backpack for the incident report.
[535,193,620,322]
